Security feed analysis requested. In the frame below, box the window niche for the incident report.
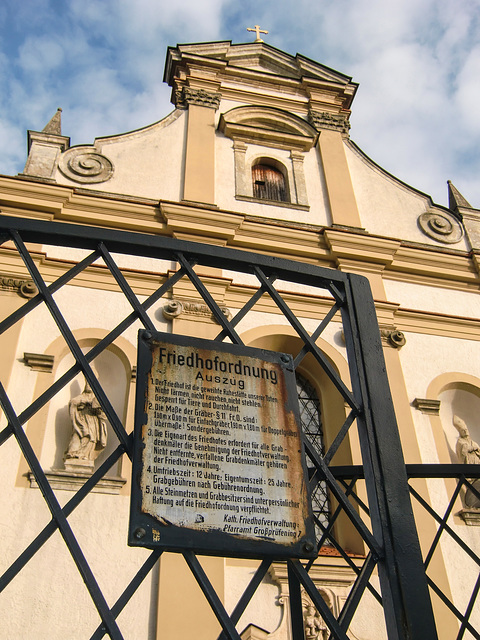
[296,371,331,537]
[219,106,317,209]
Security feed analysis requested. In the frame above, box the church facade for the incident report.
[1,40,480,639]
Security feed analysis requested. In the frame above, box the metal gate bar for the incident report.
[2,213,474,639]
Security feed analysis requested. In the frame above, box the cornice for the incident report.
[394,307,480,341]
[0,176,70,217]
[166,43,356,118]
[220,122,315,152]
[324,228,401,265]
[390,245,478,285]
[160,202,243,242]
[231,219,332,264]
[2,243,480,341]
[1,177,479,294]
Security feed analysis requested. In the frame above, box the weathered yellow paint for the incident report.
[183,105,216,205]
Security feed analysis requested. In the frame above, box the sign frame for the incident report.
[128,330,316,559]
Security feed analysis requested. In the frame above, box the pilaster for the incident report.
[381,347,458,640]
[318,130,361,227]
[182,92,220,205]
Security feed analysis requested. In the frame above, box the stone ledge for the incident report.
[412,398,441,415]
[458,508,480,526]
[23,352,55,373]
[29,469,126,495]
[235,195,309,211]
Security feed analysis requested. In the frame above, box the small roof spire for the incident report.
[447,180,472,212]
[42,108,63,135]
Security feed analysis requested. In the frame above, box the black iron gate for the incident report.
[1,214,479,639]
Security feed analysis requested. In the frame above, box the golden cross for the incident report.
[247,25,268,43]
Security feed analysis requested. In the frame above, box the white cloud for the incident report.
[0,0,479,205]
[18,36,65,73]
[454,44,480,134]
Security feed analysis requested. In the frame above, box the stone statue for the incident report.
[303,604,327,640]
[64,380,107,471]
[453,415,480,509]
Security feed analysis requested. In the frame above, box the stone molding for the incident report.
[309,110,350,135]
[240,624,269,640]
[412,398,441,415]
[23,352,55,373]
[28,469,126,495]
[3,177,479,293]
[219,106,318,152]
[58,147,114,184]
[235,195,310,211]
[417,210,464,244]
[163,299,232,323]
[23,128,71,180]
[458,508,480,526]
[0,273,38,298]
[165,42,358,117]
[175,87,221,110]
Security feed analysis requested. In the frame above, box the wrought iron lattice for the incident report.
[0,214,478,639]
[296,373,331,536]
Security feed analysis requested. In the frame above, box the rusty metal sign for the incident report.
[128,330,315,558]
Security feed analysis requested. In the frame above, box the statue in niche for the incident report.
[303,604,327,640]
[453,415,480,509]
[64,380,107,472]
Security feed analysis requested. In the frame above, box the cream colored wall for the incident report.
[393,331,480,621]
[305,146,332,225]
[0,283,172,639]
[3,251,476,638]
[399,333,480,417]
[384,278,480,318]
[1,460,156,639]
[224,561,282,634]
[52,110,187,201]
[345,142,470,250]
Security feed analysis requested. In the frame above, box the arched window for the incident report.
[296,373,331,535]
[252,163,288,202]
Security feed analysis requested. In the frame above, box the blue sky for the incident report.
[1,0,479,206]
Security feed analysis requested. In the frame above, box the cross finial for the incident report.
[247,25,268,43]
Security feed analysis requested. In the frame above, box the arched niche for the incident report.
[423,372,480,524]
[41,345,128,472]
[425,372,480,465]
[18,330,136,494]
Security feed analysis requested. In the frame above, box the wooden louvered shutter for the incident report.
[252,164,287,202]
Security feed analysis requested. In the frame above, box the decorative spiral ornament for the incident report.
[418,211,463,244]
[162,300,184,320]
[58,148,114,184]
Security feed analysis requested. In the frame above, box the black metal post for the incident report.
[345,274,438,640]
